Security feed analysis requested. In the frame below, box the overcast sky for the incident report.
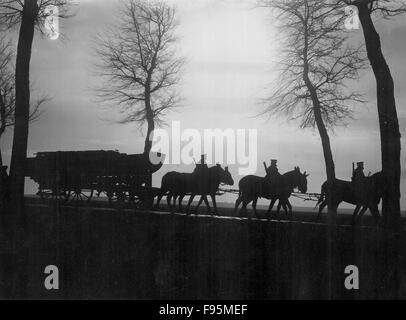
[1,0,406,208]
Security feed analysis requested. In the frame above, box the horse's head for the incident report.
[216,164,234,186]
[294,166,309,194]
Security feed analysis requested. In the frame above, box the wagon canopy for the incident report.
[25,150,165,184]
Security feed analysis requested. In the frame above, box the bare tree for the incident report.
[0,37,14,167]
[95,0,184,156]
[0,0,72,214]
[261,0,366,218]
[341,0,405,230]
[0,36,46,167]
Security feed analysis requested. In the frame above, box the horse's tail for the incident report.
[315,181,326,208]
[237,179,243,199]
[160,173,168,192]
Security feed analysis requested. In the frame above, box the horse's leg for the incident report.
[283,199,292,220]
[166,194,172,211]
[369,205,380,226]
[244,200,250,218]
[171,195,178,213]
[241,199,249,218]
[252,197,258,217]
[282,201,289,218]
[234,195,243,214]
[352,205,361,225]
[317,200,327,220]
[210,194,218,216]
[276,201,282,220]
[185,194,195,215]
[202,195,211,214]
[195,195,204,214]
[284,204,290,219]
[286,199,293,215]
[267,198,277,217]
[355,206,368,226]
[155,192,163,209]
[178,194,185,212]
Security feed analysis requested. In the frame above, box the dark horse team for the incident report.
[316,162,384,224]
[155,156,384,224]
[0,152,384,224]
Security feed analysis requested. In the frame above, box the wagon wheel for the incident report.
[105,184,129,208]
[114,184,128,206]
[131,186,155,210]
[58,189,71,202]
[64,190,71,199]
[69,188,94,202]
[117,190,127,203]
[106,189,115,206]
[106,192,126,208]
[128,184,141,206]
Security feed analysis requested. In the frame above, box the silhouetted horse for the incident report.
[155,172,191,211]
[156,165,234,215]
[235,167,308,219]
[316,172,384,224]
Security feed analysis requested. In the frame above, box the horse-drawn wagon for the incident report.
[25,150,164,207]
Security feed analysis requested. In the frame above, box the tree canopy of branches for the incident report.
[261,0,367,217]
[0,0,72,215]
[96,0,184,156]
[0,0,71,30]
[0,37,15,166]
[0,36,45,167]
[341,0,405,229]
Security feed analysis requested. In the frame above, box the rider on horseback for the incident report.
[266,159,280,178]
[264,159,281,198]
[192,154,210,194]
[352,161,367,204]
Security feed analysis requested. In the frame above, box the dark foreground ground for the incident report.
[0,198,405,299]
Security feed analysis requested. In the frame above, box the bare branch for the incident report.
[342,0,406,18]
[260,0,367,129]
[94,0,184,129]
[0,35,47,139]
[0,0,75,33]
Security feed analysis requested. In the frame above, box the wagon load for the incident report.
[25,150,164,206]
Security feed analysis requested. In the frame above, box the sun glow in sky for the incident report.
[1,0,406,208]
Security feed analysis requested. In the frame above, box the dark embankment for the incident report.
[0,203,405,299]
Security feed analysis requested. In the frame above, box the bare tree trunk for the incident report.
[143,88,154,191]
[0,125,4,168]
[303,79,337,299]
[357,4,401,230]
[144,110,154,156]
[303,58,337,219]
[312,98,337,219]
[8,0,38,216]
[1,91,6,168]
[143,90,154,156]
[314,106,336,213]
